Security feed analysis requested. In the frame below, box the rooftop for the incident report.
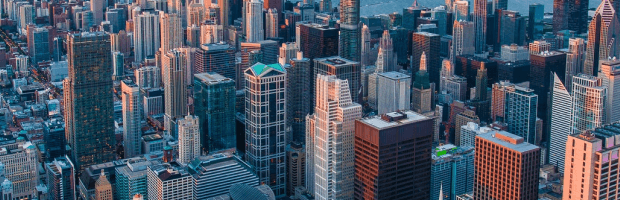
[359,110,430,129]
[476,131,540,153]
[247,63,285,76]
[379,71,410,79]
[315,56,358,67]
[195,72,233,85]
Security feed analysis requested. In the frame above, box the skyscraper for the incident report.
[412,52,434,114]
[453,0,470,22]
[95,172,113,200]
[177,115,200,164]
[135,66,161,89]
[377,71,411,114]
[308,74,361,200]
[355,110,433,200]
[286,52,312,143]
[571,74,606,134]
[491,81,538,144]
[112,52,124,80]
[452,20,475,60]
[495,10,526,50]
[278,42,298,66]
[162,49,188,134]
[375,30,398,72]
[28,27,49,64]
[470,64,490,122]
[492,0,507,11]
[565,38,586,90]
[548,73,572,173]
[583,0,620,76]
[599,59,620,124]
[412,32,441,83]
[360,25,371,67]
[552,0,588,34]
[90,0,105,25]
[193,72,236,154]
[195,43,236,81]
[338,0,361,61]
[244,63,287,196]
[245,0,264,42]
[121,80,142,158]
[46,156,75,200]
[473,0,487,54]
[134,12,160,62]
[431,145,475,200]
[402,3,422,30]
[313,57,361,103]
[159,13,183,54]
[64,32,116,173]
[187,3,205,27]
[474,131,540,199]
[298,23,339,60]
[527,4,544,41]
[266,8,279,38]
[562,127,620,200]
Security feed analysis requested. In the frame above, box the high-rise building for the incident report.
[430,6,448,35]
[28,27,49,64]
[454,109,481,146]
[147,164,194,200]
[200,24,224,44]
[530,51,566,137]
[562,126,620,200]
[412,32,441,83]
[285,52,312,143]
[338,0,360,61]
[162,49,188,134]
[244,63,287,196]
[95,171,113,200]
[46,156,75,200]
[452,20,475,61]
[177,115,200,164]
[308,74,361,200]
[111,30,131,56]
[355,110,433,200]
[115,158,157,200]
[460,122,491,147]
[527,4,544,41]
[313,57,361,104]
[134,12,160,62]
[187,3,205,27]
[360,25,371,67]
[190,152,261,199]
[195,43,236,81]
[599,59,620,124]
[121,80,143,158]
[402,3,422,30]
[431,145,475,200]
[500,44,529,62]
[264,0,282,21]
[491,81,538,144]
[112,52,124,80]
[495,10,526,50]
[528,40,551,55]
[286,142,305,196]
[90,0,105,25]
[412,52,434,114]
[377,71,411,114]
[552,0,588,34]
[565,38,586,91]
[492,0,507,11]
[238,40,279,89]
[278,42,298,66]
[245,0,264,42]
[298,23,339,60]
[571,74,606,134]
[135,66,161,89]
[549,73,572,173]
[453,0,470,22]
[186,25,201,48]
[474,131,540,199]
[266,8,279,38]
[64,32,116,173]
[583,0,620,76]
[194,72,236,154]
[375,30,398,72]
[473,0,486,54]
[470,65,490,122]
[159,13,183,54]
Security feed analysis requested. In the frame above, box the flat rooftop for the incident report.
[315,56,358,67]
[359,110,429,129]
[477,131,540,153]
[195,72,233,85]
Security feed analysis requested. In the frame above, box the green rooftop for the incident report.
[250,63,284,75]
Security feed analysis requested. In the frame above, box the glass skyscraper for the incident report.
[194,72,236,154]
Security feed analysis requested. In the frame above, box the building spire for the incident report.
[439,182,444,200]
[420,51,427,71]
[412,0,419,7]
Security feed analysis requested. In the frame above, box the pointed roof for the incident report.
[594,0,617,26]
[439,183,444,200]
[412,0,419,8]
[420,51,427,71]
[246,63,286,77]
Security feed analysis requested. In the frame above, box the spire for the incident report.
[420,51,427,71]
[438,182,444,200]
[594,0,617,26]
[412,0,419,7]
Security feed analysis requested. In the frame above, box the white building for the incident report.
[549,73,573,173]
[135,66,161,89]
[459,122,491,147]
[571,74,606,134]
[598,59,620,124]
[177,115,200,164]
[121,80,143,158]
[265,8,278,38]
[500,44,529,62]
[133,11,160,63]
[159,13,183,54]
[377,71,411,114]
[245,0,264,42]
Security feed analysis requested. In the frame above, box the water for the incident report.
[330,0,603,17]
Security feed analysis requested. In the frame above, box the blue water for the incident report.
[331,0,602,17]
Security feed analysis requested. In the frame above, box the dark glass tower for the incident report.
[552,0,589,34]
[64,32,116,173]
[194,72,237,154]
[285,52,312,143]
[338,0,361,61]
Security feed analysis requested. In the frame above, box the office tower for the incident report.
[584,0,620,76]
[95,172,113,200]
[201,24,224,44]
[135,66,161,89]
[244,63,287,196]
[456,56,499,91]
[412,52,434,114]
[286,143,305,196]
[530,51,566,136]
[355,110,433,200]
[0,135,37,198]
[115,159,155,200]
[562,126,620,200]
[112,52,124,81]
[376,30,398,72]
[190,152,261,199]
[440,60,454,92]
[186,25,201,48]
[90,0,104,25]
[402,3,422,30]
[412,32,441,83]
[18,5,34,31]
[278,42,298,66]
[219,0,230,25]
[286,52,312,143]
[452,20,475,60]
[64,32,115,173]
[495,10,526,49]
[460,122,491,147]
[15,55,28,77]
[194,72,236,154]
[549,73,572,173]
[473,0,486,54]
[187,3,205,27]
[245,0,264,42]
[298,23,339,60]
[377,71,411,114]
[319,0,331,12]
[571,74,606,134]
[552,0,588,34]
[162,49,188,133]
[469,64,490,122]
[111,30,131,56]
[599,59,620,123]
[46,156,75,200]
[147,164,195,200]
[431,6,448,35]
[195,43,236,81]
[491,81,538,144]
[360,25,371,67]
[121,80,143,158]
[453,0,469,22]
[528,4,544,41]
[28,27,49,64]
[134,12,160,62]
[500,44,529,62]
[474,131,540,199]
[338,0,360,61]
[143,88,164,117]
[454,110,481,146]
[177,115,200,164]
[565,38,586,91]
[264,0,282,20]
[266,8,278,38]
[492,0,507,11]
[238,40,279,89]
[529,40,551,55]
[43,120,66,161]
[445,75,468,102]
[159,13,183,54]
[307,75,361,200]
[431,145,475,200]
[313,57,360,104]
